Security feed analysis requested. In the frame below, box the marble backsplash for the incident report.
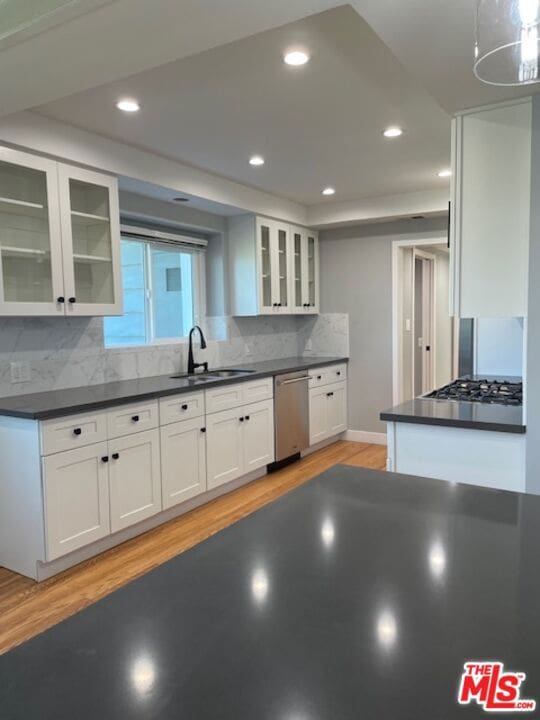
[0,313,348,397]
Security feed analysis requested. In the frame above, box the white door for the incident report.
[309,386,329,445]
[161,418,206,509]
[327,382,348,436]
[108,429,161,533]
[206,407,244,490]
[0,146,65,317]
[58,163,123,317]
[42,442,110,561]
[243,399,275,472]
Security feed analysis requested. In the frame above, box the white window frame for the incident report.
[105,229,207,349]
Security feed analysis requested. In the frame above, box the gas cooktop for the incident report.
[425,378,523,406]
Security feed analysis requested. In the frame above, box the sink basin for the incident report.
[170,369,255,381]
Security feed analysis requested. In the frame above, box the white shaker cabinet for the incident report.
[161,417,207,509]
[308,365,348,446]
[450,99,531,318]
[0,145,123,317]
[43,442,110,561]
[206,407,245,489]
[242,399,275,473]
[228,214,319,316]
[108,428,162,533]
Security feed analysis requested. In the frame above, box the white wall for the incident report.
[475,318,524,377]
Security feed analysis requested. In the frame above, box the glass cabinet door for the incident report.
[306,233,318,311]
[258,220,273,311]
[0,148,64,315]
[276,224,289,311]
[59,165,122,316]
[293,230,303,311]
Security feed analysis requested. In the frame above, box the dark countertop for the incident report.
[0,356,348,420]
[380,397,525,434]
[3,464,540,719]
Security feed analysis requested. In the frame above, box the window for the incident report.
[104,235,203,347]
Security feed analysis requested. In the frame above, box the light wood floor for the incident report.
[0,440,386,655]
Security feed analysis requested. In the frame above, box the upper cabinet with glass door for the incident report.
[229,214,318,316]
[0,147,64,316]
[0,147,123,317]
[58,165,122,316]
[291,225,319,314]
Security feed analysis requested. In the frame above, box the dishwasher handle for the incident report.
[277,375,310,386]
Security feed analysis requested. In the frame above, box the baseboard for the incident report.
[344,429,387,445]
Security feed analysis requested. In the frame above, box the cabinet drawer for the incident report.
[241,377,273,405]
[159,392,205,426]
[308,363,347,388]
[107,400,159,439]
[205,383,244,414]
[41,412,107,456]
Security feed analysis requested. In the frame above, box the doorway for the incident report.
[392,239,454,405]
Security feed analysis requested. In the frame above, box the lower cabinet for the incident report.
[43,441,111,561]
[108,428,162,533]
[161,417,207,509]
[207,398,275,490]
[309,381,347,445]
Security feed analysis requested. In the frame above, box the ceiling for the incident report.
[36,6,452,206]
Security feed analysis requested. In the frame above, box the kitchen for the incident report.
[1,2,540,718]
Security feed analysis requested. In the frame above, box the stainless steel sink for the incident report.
[170,369,255,381]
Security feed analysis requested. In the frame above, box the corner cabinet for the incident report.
[0,145,122,317]
[228,214,319,316]
[450,99,531,318]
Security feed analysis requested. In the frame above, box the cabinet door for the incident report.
[327,382,348,436]
[273,221,291,312]
[304,231,319,313]
[58,164,123,317]
[309,386,329,445]
[0,147,65,316]
[108,429,161,533]
[257,217,275,313]
[161,418,206,509]
[243,399,275,472]
[291,226,305,313]
[42,442,110,561]
[206,407,244,490]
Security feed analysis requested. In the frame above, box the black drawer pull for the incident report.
[239,417,245,422]
[181,404,188,411]
[317,375,322,380]
[336,371,341,376]
[73,427,82,436]
[245,415,250,421]
[112,452,120,460]
[101,456,109,463]
[327,392,334,397]
[200,427,206,433]
[131,415,140,422]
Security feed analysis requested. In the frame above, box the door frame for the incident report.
[413,249,436,396]
[391,237,448,405]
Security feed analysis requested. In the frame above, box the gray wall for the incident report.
[526,95,540,493]
[320,216,448,433]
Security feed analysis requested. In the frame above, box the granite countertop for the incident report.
[0,356,348,421]
[380,397,525,434]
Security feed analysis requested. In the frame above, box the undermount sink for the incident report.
[170,368,255,381]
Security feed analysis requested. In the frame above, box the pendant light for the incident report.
[475,0,540,85]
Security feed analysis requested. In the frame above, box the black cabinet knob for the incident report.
[200,427,206,433]
[131,415,140,422]
[68,297,76,304]
[245,415,250,421]
[112,453,120,460]
[327,392,334,397]
[181,404,188,411]
[336,371,341,376]
[239,417,245,422]
[57,296,65,304]
[317,375,322,380]
[101,456,109,463]
[73,427,82,436]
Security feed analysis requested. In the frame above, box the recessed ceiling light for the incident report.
[249,155,265,166]
[116,98,140,113]
[284,50,310,66]
[383,126,403,138]
[437,169,452,178]
[322,187,336,196]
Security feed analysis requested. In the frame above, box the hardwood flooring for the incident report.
[0,440,386,655]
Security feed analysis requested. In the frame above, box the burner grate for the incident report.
[425,379,523,406]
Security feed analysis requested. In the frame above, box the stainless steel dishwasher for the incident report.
[274,370,310,462]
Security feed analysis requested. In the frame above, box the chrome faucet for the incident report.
[187,325,208,375]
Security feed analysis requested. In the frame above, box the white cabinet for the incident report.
[108,428,162,533]
[309,380,347,446]
[228,214,319,316]
[291,225,319,314]
[161,417,207,509]
[42,442,110,561]
[206,398,275,490]
[450,99,531,318]
[0,145,122,317]
[206,407,245,489]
